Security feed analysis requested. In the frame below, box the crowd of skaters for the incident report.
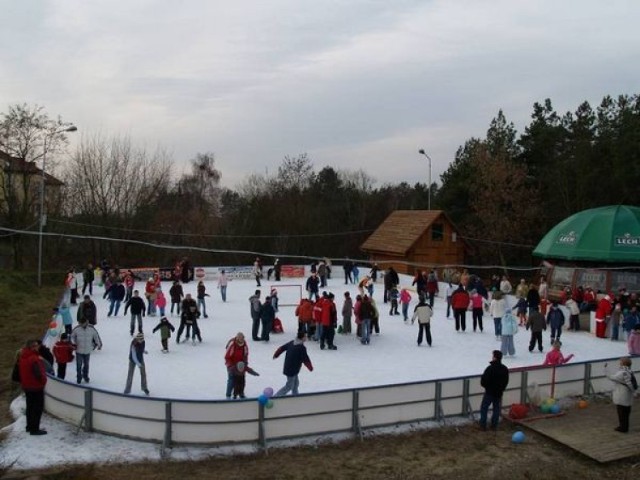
[15,257,640,437]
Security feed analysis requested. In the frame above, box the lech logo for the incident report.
[614,233,640,247]
[557,231,577,245]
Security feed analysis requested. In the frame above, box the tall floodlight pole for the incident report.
[37,125,77,287]
[418,149,432,210]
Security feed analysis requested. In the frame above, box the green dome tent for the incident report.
[533,205,640,263]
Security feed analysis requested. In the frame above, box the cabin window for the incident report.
[431,223,444,241]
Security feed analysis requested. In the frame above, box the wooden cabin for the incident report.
[360,210,468,275]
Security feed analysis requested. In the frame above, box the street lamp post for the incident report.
[37,125,77,287]
[418,149,432,210]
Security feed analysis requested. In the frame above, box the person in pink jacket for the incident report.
[155,288,167,317]
[627,325,640,355]
[543,340,574,366]
[400,288,412,322]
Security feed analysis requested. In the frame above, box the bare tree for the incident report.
[0,103,74,268]
[64,134,172,218]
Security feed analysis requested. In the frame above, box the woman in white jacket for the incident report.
[489,291,507,340]
[606,357,636,433]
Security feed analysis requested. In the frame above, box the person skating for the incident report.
[106,280,126,317]
[249,290,262,341]
[273,331,313,396]
[70,319,102,384]
[451,285,470,332]
[320,292,338,350]
[196,280,209,318]
[388,285,400,315]
[224,332,250,399]
[123,333,149,396]
[217,269,228,302]
[542,340,574,366]
[527,308,546,353]
[479,350,509,431]
[260,296,276,342]
[341,291,353,334]
[412,296,433,346]
[177,294,201,344]
[169,280,184,316]
[124,290,146,336]
[77,295,98,325]
[82,263,94,296]
[400,288,412,322]
[359,295,375,345]
[546,302,566,344]
[500,309,518,356]
[230,361,259,399]
[152,316,176,353]
[489,291,506,340]
[295,297,314,336]
[52,333,75,379]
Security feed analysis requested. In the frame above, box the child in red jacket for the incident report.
[52,333,76,380]
[543,340,574,366]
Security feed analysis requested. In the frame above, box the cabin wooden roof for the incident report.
[361,210,448,255]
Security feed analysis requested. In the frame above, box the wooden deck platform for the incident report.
[514,402,640,463]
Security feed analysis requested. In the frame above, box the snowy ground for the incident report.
[1,273,629,470]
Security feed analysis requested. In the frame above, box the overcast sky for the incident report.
[1,0,638,189]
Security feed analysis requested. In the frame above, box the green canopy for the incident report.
[533,205,640,263]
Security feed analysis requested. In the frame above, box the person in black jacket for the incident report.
[177,294,201,344]
[107,280,126,317]
[479,350,510,431]
[273,331,313,396]
[384,267,399,303]
[77,295,98,325]
[169,280,184,316]
[124,290,146,336]
[260,296,276,342]
[82,263,95,296]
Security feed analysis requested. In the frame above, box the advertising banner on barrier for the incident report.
[128,267,194,283]
[130,267,159,281]
[194,267,219,281]
[281,265,305,278]
[192,266,255,280]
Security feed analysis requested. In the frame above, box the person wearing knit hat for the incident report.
[124,333,149,395]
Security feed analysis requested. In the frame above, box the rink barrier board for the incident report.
[43,356,639,448]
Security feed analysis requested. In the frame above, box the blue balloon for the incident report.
[550,404,561,414]
[512,431,525,444]
[257,394,268,406]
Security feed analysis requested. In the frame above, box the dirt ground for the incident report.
[2,420,639,480]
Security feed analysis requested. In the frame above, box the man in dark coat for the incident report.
[107,280,126,317]
[273,331,313,396]
[82,263,94,295]
[124,290,146,336]
[77,295,98,325]
[383,267,399,303]
[177,294,200,344]
[249,290,262,341]
[260,296,276,342]
[305,273,320,301]
[479,350,510,431]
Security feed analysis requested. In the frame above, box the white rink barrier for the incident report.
[43,357,637,449]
